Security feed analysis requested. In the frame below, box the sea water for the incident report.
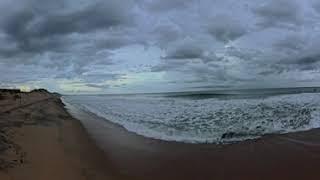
[62,87,320,144]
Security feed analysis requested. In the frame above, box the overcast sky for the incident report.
[0,0,320,94]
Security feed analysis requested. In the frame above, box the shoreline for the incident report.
[65,96,320,180]
[63,96,320,146]
[1,89,320,179]
[62,92,320,145]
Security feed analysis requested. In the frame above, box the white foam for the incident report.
[62,93,320,144]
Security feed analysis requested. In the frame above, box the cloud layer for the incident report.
[0,0,320,93]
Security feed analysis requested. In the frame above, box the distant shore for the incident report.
[1,89,320,180]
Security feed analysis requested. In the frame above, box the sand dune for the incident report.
[0,90,117,180]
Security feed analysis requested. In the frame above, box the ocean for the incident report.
[62,87,320,144]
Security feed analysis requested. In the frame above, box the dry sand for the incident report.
[0,90,119,180]
[1,89,320,180]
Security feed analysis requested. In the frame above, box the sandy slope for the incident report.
[0,90,117,180]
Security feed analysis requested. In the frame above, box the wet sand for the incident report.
[1,89,320,180]
[68,101,320,180]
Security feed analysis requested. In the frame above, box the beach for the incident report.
[0,90,118,180]
[70,105,320,180]
[1,89,320,180]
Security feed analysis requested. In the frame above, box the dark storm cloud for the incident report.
[30,2,132,37]
[254,0,302,28]
[152,25,182,48]
[263,54,320,73]
[0,34,69,58]
[1,0,320,92]
[273,34,307,53]
[0,0,138,92]
[0,0,133,56]
[281,54,320,66]
[163,44,204,60]
[207,15,247,43]
[144,0,194,12]
[95,37,135,50]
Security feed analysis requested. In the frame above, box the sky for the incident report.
[0,0,320,94]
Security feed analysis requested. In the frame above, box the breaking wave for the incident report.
[63,92,320,144]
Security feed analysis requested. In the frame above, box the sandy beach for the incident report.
[1,0,320,179]
[1,89,320,180]
[69,98,320,180]
[0,90,119,180]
